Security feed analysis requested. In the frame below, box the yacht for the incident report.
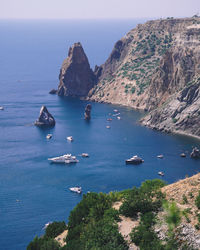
[158,171,164,176]
[82,153,89,157]
[48,154,79,164]
[0,106,4,110]
[67,136,73,141]
[157,155,164,159]
[69,186,82,194]
[46,134,52,139]
[126,155,144,165]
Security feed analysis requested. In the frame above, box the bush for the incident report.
[45,221,66,238]
[195,191,200,209]
[119,180,165,218]
[182,194,188,204]
[27,236,60,250]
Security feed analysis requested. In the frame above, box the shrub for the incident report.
[45,221,66,238]
[119,180,165,218]
[27,236,60,250]
[182,194,188,204]
[163,201,181,231]
[195,191,200,209]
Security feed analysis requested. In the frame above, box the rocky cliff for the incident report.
[57,42,96,97]
[88,17,200,138]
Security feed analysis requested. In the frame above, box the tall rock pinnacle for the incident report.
[57,42,96,97]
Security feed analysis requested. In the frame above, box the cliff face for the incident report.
[57,42,96,97]
[88,17,200,137]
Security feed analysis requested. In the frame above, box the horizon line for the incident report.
[0,15,191,21]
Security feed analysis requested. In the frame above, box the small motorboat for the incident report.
[48,154,79,164]
[46,134,52,139]
[82,153,89,157]
[107,118,112,121]
[117,116,121,120]
[0,106,4,110]
[180,153,186,157]
[67,136,73,142]
[158,171,164,176]
[113,109,118,112]
[126,155,144,165]
[113,113,120,117]
[106,125,111,129]
[157,155,164,159]
[69,186,82,194]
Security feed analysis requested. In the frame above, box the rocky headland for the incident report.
[55,16,200,139]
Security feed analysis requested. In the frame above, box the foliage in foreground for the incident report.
[119,179,165,218]
[27,221,66,250]
[27,179,168,250]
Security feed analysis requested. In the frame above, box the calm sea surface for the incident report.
[0,19,200,250]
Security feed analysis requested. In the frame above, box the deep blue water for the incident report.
[0,19,200,250]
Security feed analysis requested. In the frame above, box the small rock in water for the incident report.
[84,104,92,120]
[49,89,57,94]
[190,147,200,158]
[35,106,55,127]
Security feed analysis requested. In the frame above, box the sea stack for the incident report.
[57,42,96,97]
[35,106,55,127]
[84,104,92,120]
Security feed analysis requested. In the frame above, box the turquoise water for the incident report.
[0,19,200,250]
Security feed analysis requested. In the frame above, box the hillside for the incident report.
[27,176,200,249]
[87,17,200,137]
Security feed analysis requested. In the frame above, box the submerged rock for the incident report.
[84,104,92,120]
[190,147,200,158]
[49,89,57,95]
[35,106,55,127]
[57,42,96,97]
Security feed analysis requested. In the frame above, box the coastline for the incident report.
[87,97,200,142]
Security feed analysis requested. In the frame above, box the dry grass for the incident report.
[162,173,200,228]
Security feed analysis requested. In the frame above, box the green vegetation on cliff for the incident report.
[27,178,199,250]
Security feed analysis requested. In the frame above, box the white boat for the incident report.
[0,106,4,110]
[43,221,52,229]
[46,134,52,139]
[82,153,89,157]
[106,125,111,129]
[113,109,118,112]
[157,155,164,159]
[158,171,164,176]
[113,113,120,116]
[69,186,82,194]
[48,154,79,164]
[180,153,186,157]
[117,116,121,120]
[67,136,73,141]
[126,155,144,165]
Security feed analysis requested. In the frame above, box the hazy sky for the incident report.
[1,0,200,19]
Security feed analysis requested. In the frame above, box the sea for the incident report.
[0,19,200,250]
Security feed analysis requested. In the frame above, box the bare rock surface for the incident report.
[84,104,92,120]
[35,106,55,127]
[57,42,96,97]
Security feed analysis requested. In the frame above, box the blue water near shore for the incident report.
[0,19,200,250]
